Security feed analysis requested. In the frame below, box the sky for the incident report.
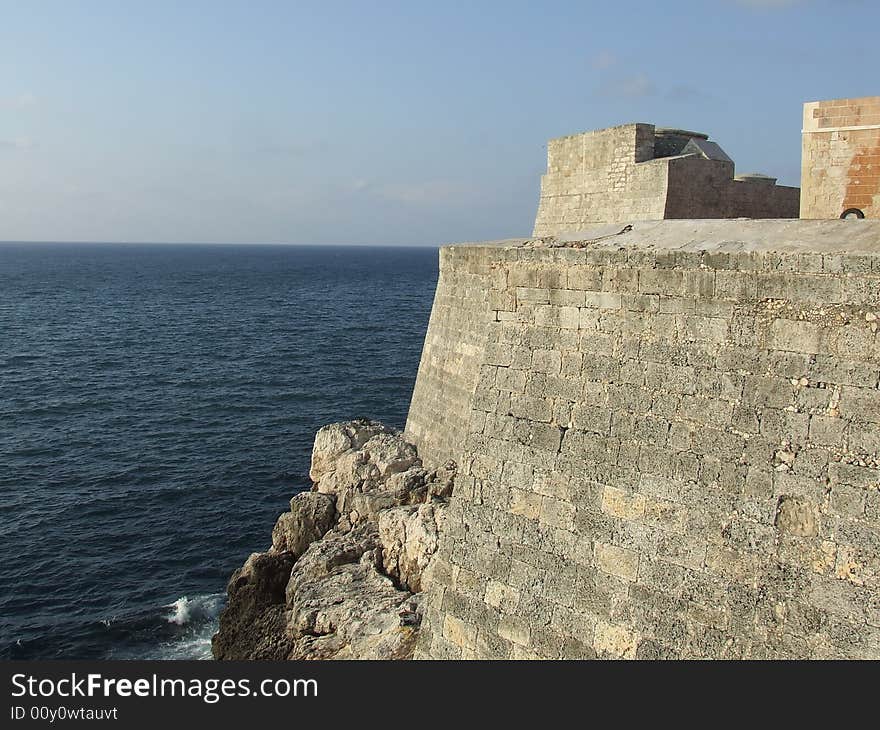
[1,0,877,245]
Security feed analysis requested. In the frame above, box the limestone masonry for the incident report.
[532,124,800,236]
[801,95,880,220]
[407,220,880,659]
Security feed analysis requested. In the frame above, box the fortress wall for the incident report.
[533,123,799,237]
[801,96,880,219]
[533,125,668,236]
[546,124,654,174]
[725,179,801,219]
[664,156,800,220]
[404,245,498,465]
[663,156,737,218]
[412,220,880,659]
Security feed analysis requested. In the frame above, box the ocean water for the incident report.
[0,243,438,660]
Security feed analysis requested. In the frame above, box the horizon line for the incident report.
[0,239,447,248]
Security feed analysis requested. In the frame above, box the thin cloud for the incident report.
[0,136,37,150]
[666,84,712,103]
[591,50,617,70]
[0,93,37,110]
[597,73,656,100]
[354,179,477,206]
[732,0,806,8]
[254,139,328,158]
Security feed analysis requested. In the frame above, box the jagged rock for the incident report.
[336,484,409,523]
[362,433,420,478]
[314,428,421,496]
[212,550,296,660]
[426,461,457,499]
[331,458,426,522]
[213,420,455,661]
[285,522,381,593]
[309,420,392,485]
[284,524,419,659]
[378,502,445,592]
[317,450,382,497]
[385,466,430,500]
[271,492,336,557]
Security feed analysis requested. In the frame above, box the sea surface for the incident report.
[0,243,438,659]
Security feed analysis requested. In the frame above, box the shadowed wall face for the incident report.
[801,96,880,220]
[408,223,880,659]
[405,247,493,465]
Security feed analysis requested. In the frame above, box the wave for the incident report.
[90,592,226,660]
[2,592,226,660]
[163,593,223,626]
[141,592,225,660]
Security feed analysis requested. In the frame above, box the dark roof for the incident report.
[681,137,733,163]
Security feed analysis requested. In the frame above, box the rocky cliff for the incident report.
[212,419,454,660]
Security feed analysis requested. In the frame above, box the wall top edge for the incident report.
[547,122,652,143]
[441,219,880,257]
[804,95,880,107]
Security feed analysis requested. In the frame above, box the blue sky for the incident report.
[1,0,877,245]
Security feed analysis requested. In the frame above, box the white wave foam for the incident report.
[153,632,217,660]
[163,593,223,626]
[137,592,226,660]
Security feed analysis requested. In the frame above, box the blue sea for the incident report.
[0,243,438,660]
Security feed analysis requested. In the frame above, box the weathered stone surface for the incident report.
[214,421,451,661]
[312,424,421,498]
[406,228,880,660]
[309,419,393,485]
[378,502,445,592]
[801,96,880,220]
[775,496,820,537]
[284,523,421,660]
[362,433,420,478]
[211,551,296,660]
[270,492,336,557]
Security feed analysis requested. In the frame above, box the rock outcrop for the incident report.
[212,419,454,660]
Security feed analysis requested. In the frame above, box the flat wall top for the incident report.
[546,122,646,144]
[447,219,880,256]
[805,94,880,105]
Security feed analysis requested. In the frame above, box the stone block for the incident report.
[594,621,638,659]
[595,542,640,581]
[768,319,827,354]
[775,496,820,537]
[498,615,532,647]
[601,486,646,520]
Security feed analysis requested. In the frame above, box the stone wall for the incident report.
[665,156,800,220]
[801,96,880,220]
[532,125,669,236]
[410,219,880,659]
[532,124,799,237]
[404,244,497,465]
